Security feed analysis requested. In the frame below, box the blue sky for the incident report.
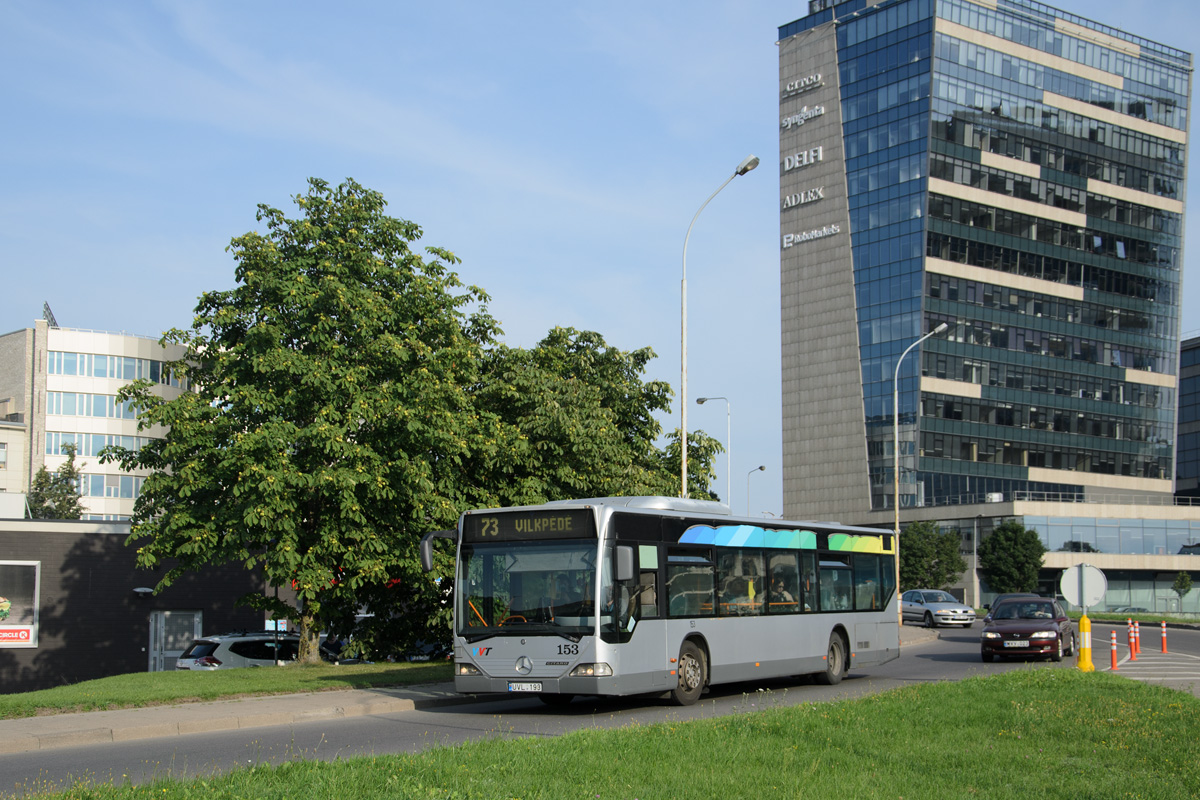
[3,1,1197,519]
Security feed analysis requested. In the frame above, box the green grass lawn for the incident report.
[11,669,1200,799]
[0,661,454,719]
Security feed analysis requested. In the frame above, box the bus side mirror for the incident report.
[616,545,635,583]
[420,529,456,573]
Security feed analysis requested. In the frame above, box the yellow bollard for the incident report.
[1076,614,1094,672]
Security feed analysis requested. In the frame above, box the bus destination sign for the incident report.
[462,509,596,542]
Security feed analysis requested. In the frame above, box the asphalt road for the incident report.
[1,622,1197,797]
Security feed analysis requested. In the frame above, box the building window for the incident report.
[0,443,6,470]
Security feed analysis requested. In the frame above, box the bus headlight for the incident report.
[456,663,481,676]
[569,663,613,677]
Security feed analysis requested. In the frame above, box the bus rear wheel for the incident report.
[671,641,706,706]
[816,631,848,685]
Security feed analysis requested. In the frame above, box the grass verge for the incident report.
[14,669,1200,799]
[0,661,453,719]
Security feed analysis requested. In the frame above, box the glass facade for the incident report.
[1178,338,1200,497]
[780,0,1189,513]
[937,513,1200,612]
[47,350,185,389]
[836,0,935,513]
[46,392,138,420]
[79,472,144,501]
[46,432,151,458]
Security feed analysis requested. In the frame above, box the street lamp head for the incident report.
[735,155,760,176]
[697,397,709,404]
[753,465,765,473]
[933,322,950,335]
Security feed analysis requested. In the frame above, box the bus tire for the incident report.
[672,641,706,706]
[816,631,847,686]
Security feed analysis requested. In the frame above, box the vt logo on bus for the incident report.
[473,646,492,657]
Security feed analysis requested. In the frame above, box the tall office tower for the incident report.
[779,0,1190,521]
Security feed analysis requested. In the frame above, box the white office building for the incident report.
[0,315,188,520]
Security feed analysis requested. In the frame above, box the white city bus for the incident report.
[420,496,899,705]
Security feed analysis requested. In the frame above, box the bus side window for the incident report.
[768,553,800,614]
[666,549,714,617]
[799,552,817,612]
[718,550,763,616]
[854,554,883,610]
[638,570,659,618]
[819,556,852,611]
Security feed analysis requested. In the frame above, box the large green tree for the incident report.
[104,178,500,661]
[28,443,85,520]
[898,520,967,591]
[978,520,1045,594]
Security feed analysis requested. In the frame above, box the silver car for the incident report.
[175,632,300,670]
[901,589,976,628]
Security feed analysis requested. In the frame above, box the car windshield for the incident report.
[921,591,955,603]
[457,539,602,639]
[180,641,217,659]
[994,602,1055,620]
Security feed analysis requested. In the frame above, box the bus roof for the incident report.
[523,496,888,537]
[544,496,732,515]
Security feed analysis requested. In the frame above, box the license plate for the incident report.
[508,682,543,692]
[1003,640,1029,648]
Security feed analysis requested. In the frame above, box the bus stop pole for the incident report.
[1077,566,1094,672]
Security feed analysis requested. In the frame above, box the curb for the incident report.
[0,686,476,754]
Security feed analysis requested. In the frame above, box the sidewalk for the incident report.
[0,681,469,755]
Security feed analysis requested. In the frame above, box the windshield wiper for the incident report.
[463,625,583,643]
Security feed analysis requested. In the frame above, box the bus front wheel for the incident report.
[672,641,706,706]
[816,631,848,686]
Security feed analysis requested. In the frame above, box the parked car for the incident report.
[1109,606,1150,614]
[901,589,976,628]
[980,598,1076,662]
[982,593,1041,622]
[175,631,300,670]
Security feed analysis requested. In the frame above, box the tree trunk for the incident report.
[297,608,323,664]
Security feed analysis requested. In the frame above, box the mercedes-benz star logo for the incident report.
[515,656,534,675]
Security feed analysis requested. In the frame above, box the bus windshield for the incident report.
[457,539,603,640]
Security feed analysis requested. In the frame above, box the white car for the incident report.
[175,631,300,670]
[901,589,976,628]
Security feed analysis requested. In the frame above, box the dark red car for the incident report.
[980,597,1076,662]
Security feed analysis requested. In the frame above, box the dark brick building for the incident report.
[0,518,288,692]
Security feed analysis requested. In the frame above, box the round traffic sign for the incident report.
[1060,564,1107,609]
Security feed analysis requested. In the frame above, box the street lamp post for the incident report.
[973,514,982,608]
[681,155,759,498]
[697,396,731,506]
[746,465,765,517]
[893,322,949,626]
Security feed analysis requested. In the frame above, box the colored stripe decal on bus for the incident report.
[827,533,886,554]
[679,525,817,550]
